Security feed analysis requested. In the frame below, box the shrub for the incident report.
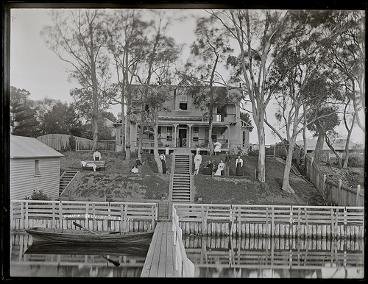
[31,190,49,200]
[347,156,364,168]
[69,135,76,151]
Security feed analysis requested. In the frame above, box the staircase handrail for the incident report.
[60,170,80,197]
[169,153,175,201]
[188,152,194,202]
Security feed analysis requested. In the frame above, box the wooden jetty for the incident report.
[141,208,195,277]
[173,203,364,239]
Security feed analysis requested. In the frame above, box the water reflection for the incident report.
[11,233,147,277]
[183,235,364,278]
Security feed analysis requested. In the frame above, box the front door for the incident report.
[178,127,187,147]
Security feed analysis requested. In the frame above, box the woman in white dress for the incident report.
[193,149,202,175]
[214,160,225,176]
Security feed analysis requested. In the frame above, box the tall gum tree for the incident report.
[41,10,111,150]
[263,11,344,192]
[134,12,180,169]
[181,15,233,155]
[105,10,149,160]
[210,9,289,183]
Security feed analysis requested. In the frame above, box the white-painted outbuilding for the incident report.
[10,135,64,200]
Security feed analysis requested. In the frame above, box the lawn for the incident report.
[60,151,170,202]
[194,154,325,205]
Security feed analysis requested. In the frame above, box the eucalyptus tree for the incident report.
[41,10,112,150]
[260,11,344,192]
[133,11,181,169]
[179,15,234,155]
[210,9,289,183]
[324,11,365,131]
[104,10,149,159]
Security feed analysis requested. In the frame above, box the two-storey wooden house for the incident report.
[114,85,252,154]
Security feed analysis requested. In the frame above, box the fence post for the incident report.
[10,201,13,230]
[356,185,361,206]
[323,174,327,201]
[338,179,342,205]
[25,201,29,229]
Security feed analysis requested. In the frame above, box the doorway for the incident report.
[178,126,187,147]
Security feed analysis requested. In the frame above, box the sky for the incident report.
[10,8,365,145]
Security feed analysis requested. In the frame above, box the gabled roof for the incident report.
[10,135,64,159]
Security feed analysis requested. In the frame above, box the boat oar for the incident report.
[102,255,120,267]
[72,221,121,267]
[73,221,98,234]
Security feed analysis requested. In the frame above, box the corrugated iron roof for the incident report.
[10,135,64,159]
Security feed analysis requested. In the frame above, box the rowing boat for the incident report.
[26,227,153,245]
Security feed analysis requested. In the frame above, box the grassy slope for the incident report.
[60,151,170,201]
[194,154,325,205]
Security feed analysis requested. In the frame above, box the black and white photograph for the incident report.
[3,4,365,279]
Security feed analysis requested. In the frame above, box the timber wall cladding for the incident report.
[173,204,364,239]
[10,158,60,200]
[10,200,158,232]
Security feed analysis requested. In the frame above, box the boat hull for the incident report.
[26,228,153,245]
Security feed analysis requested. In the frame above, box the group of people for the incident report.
[81,150,103,172]
[131,153,167,174]
[194,148,244,176]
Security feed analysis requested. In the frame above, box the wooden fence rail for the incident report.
[173,203,364,239]
[305,155,364,206]
[11,200,158,232]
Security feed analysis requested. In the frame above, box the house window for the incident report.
[35,160,40,176]
[193,137,199,142]
[179,102,187,110]
[193,127,199,133]
[158,127,161,135]
[243,131,246,147]
[167,126,173,141]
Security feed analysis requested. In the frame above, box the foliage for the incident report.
[68,135,76,151]
[39,101,84,135]
[347,156,364,168]
[240,112,253,131]
[10,86,41,137]
[30,190,49,200]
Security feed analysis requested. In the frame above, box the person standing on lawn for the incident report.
[214,160,225,176]
[159,153,167,174]
[235,155,244,176]
[193,149,202,175]
[225,152,231,176]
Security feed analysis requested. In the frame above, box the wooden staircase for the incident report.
[59,170,79,195]
[171,153,192,202]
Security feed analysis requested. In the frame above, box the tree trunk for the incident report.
[325,136,342,168]
[282,137,296,194]
[256,114,266,183]
[153,120,162,174]
[343,116,355,168]
[207,56,218,156]
[302,106,307,160]
[313,132,325,165]
[125,93,131,161]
